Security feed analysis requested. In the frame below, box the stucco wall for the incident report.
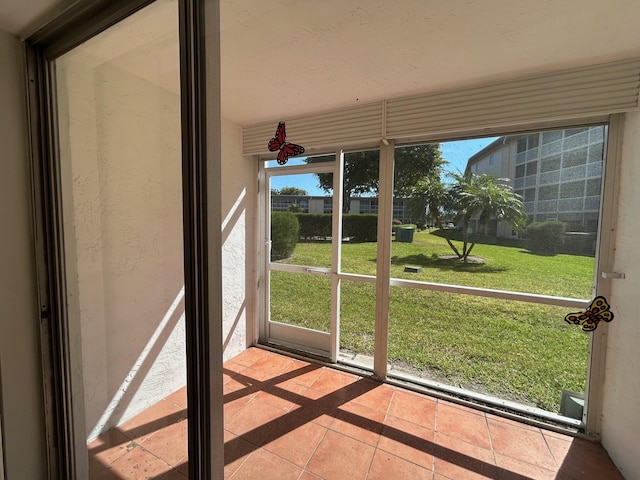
[221,117,254,358]
[601,111,640,479]
[0,30,47,479]
[57,48,186,442]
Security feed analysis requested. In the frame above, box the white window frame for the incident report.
[256,116,620,435]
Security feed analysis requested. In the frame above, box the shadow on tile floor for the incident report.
[88,348,623,480]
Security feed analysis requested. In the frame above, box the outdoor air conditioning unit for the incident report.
[560,390,585,421]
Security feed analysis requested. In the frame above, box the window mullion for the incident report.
[373,141,395,379]
[330,151,344,362]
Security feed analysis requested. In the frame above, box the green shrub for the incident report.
[561,232,597,257]
[526,221,566,255]
[294,213,378,242]
[296,214,332,239]
[271,212,299,260]
[343,214,378,242]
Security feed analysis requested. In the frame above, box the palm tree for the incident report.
[449,172,528,260]
[410,172,527,261]
[408,175,463,258]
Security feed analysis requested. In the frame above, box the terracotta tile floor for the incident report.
[88,347,624,479]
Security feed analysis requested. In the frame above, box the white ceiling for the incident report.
[220,0,640,125]
[0,0,72,37]
[2,0,640,126]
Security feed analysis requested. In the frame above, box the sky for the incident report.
[269,137,498,196]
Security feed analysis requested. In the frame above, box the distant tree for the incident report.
[272,186,308,196]
[305,145,444,212]
[304,152,376,212]
[394,144,444,196]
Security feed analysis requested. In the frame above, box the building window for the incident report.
[542,130,562,145]
[359,198,378,215]
[392,199,410,223]
[526,161,538,176]
[524,188,536,202]
[538,184,559,201]
[540,154,561,173]
[517,138,527,153]
[271,195,309,212]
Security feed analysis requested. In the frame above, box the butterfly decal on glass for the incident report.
[268,121,305,165]
[564,296,614,332]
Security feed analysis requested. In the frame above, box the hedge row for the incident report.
[525,221,565,255]
[562,232,597,256]
[275,214,594,256]
[296,213,378,242]
[297,214,332,239]
[343,214,378,242]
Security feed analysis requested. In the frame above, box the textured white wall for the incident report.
[221,117,254,359]
[57,46,186,441]
[0,30,47,479]
[601,111,640,479]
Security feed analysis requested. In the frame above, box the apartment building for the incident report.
[465,126,605,238]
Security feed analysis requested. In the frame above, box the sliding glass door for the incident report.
[54,1,187,476]
[29,0,217,477]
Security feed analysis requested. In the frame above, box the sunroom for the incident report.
[3,0,640,479]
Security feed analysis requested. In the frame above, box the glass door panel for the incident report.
[338,279,376,370]
[267,170,337,358]
[341,150,380,275]
[270,271,332,331]
[55,0,186,476]
[336,149,381,370]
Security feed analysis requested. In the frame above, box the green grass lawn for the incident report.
[271,229,594,413]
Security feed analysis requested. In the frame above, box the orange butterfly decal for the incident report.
[565,296,614,332]
[268,121,305,165]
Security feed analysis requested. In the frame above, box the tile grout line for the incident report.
[299,423,330,480]
[224,429,254,479]
[365,384,397,478]
[433,398,440,474]
[298,364,332,479]
[540,429,561,469]
[488,417,561,474]
[374,386,439,477]
[484,410,498,468]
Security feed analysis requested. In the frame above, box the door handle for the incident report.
[305,268,333,275]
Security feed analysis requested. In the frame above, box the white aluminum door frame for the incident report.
[261,155,342,360]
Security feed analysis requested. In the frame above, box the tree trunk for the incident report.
[461,217,470,260]
[433,214,461,258]
[343,189,351,213]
